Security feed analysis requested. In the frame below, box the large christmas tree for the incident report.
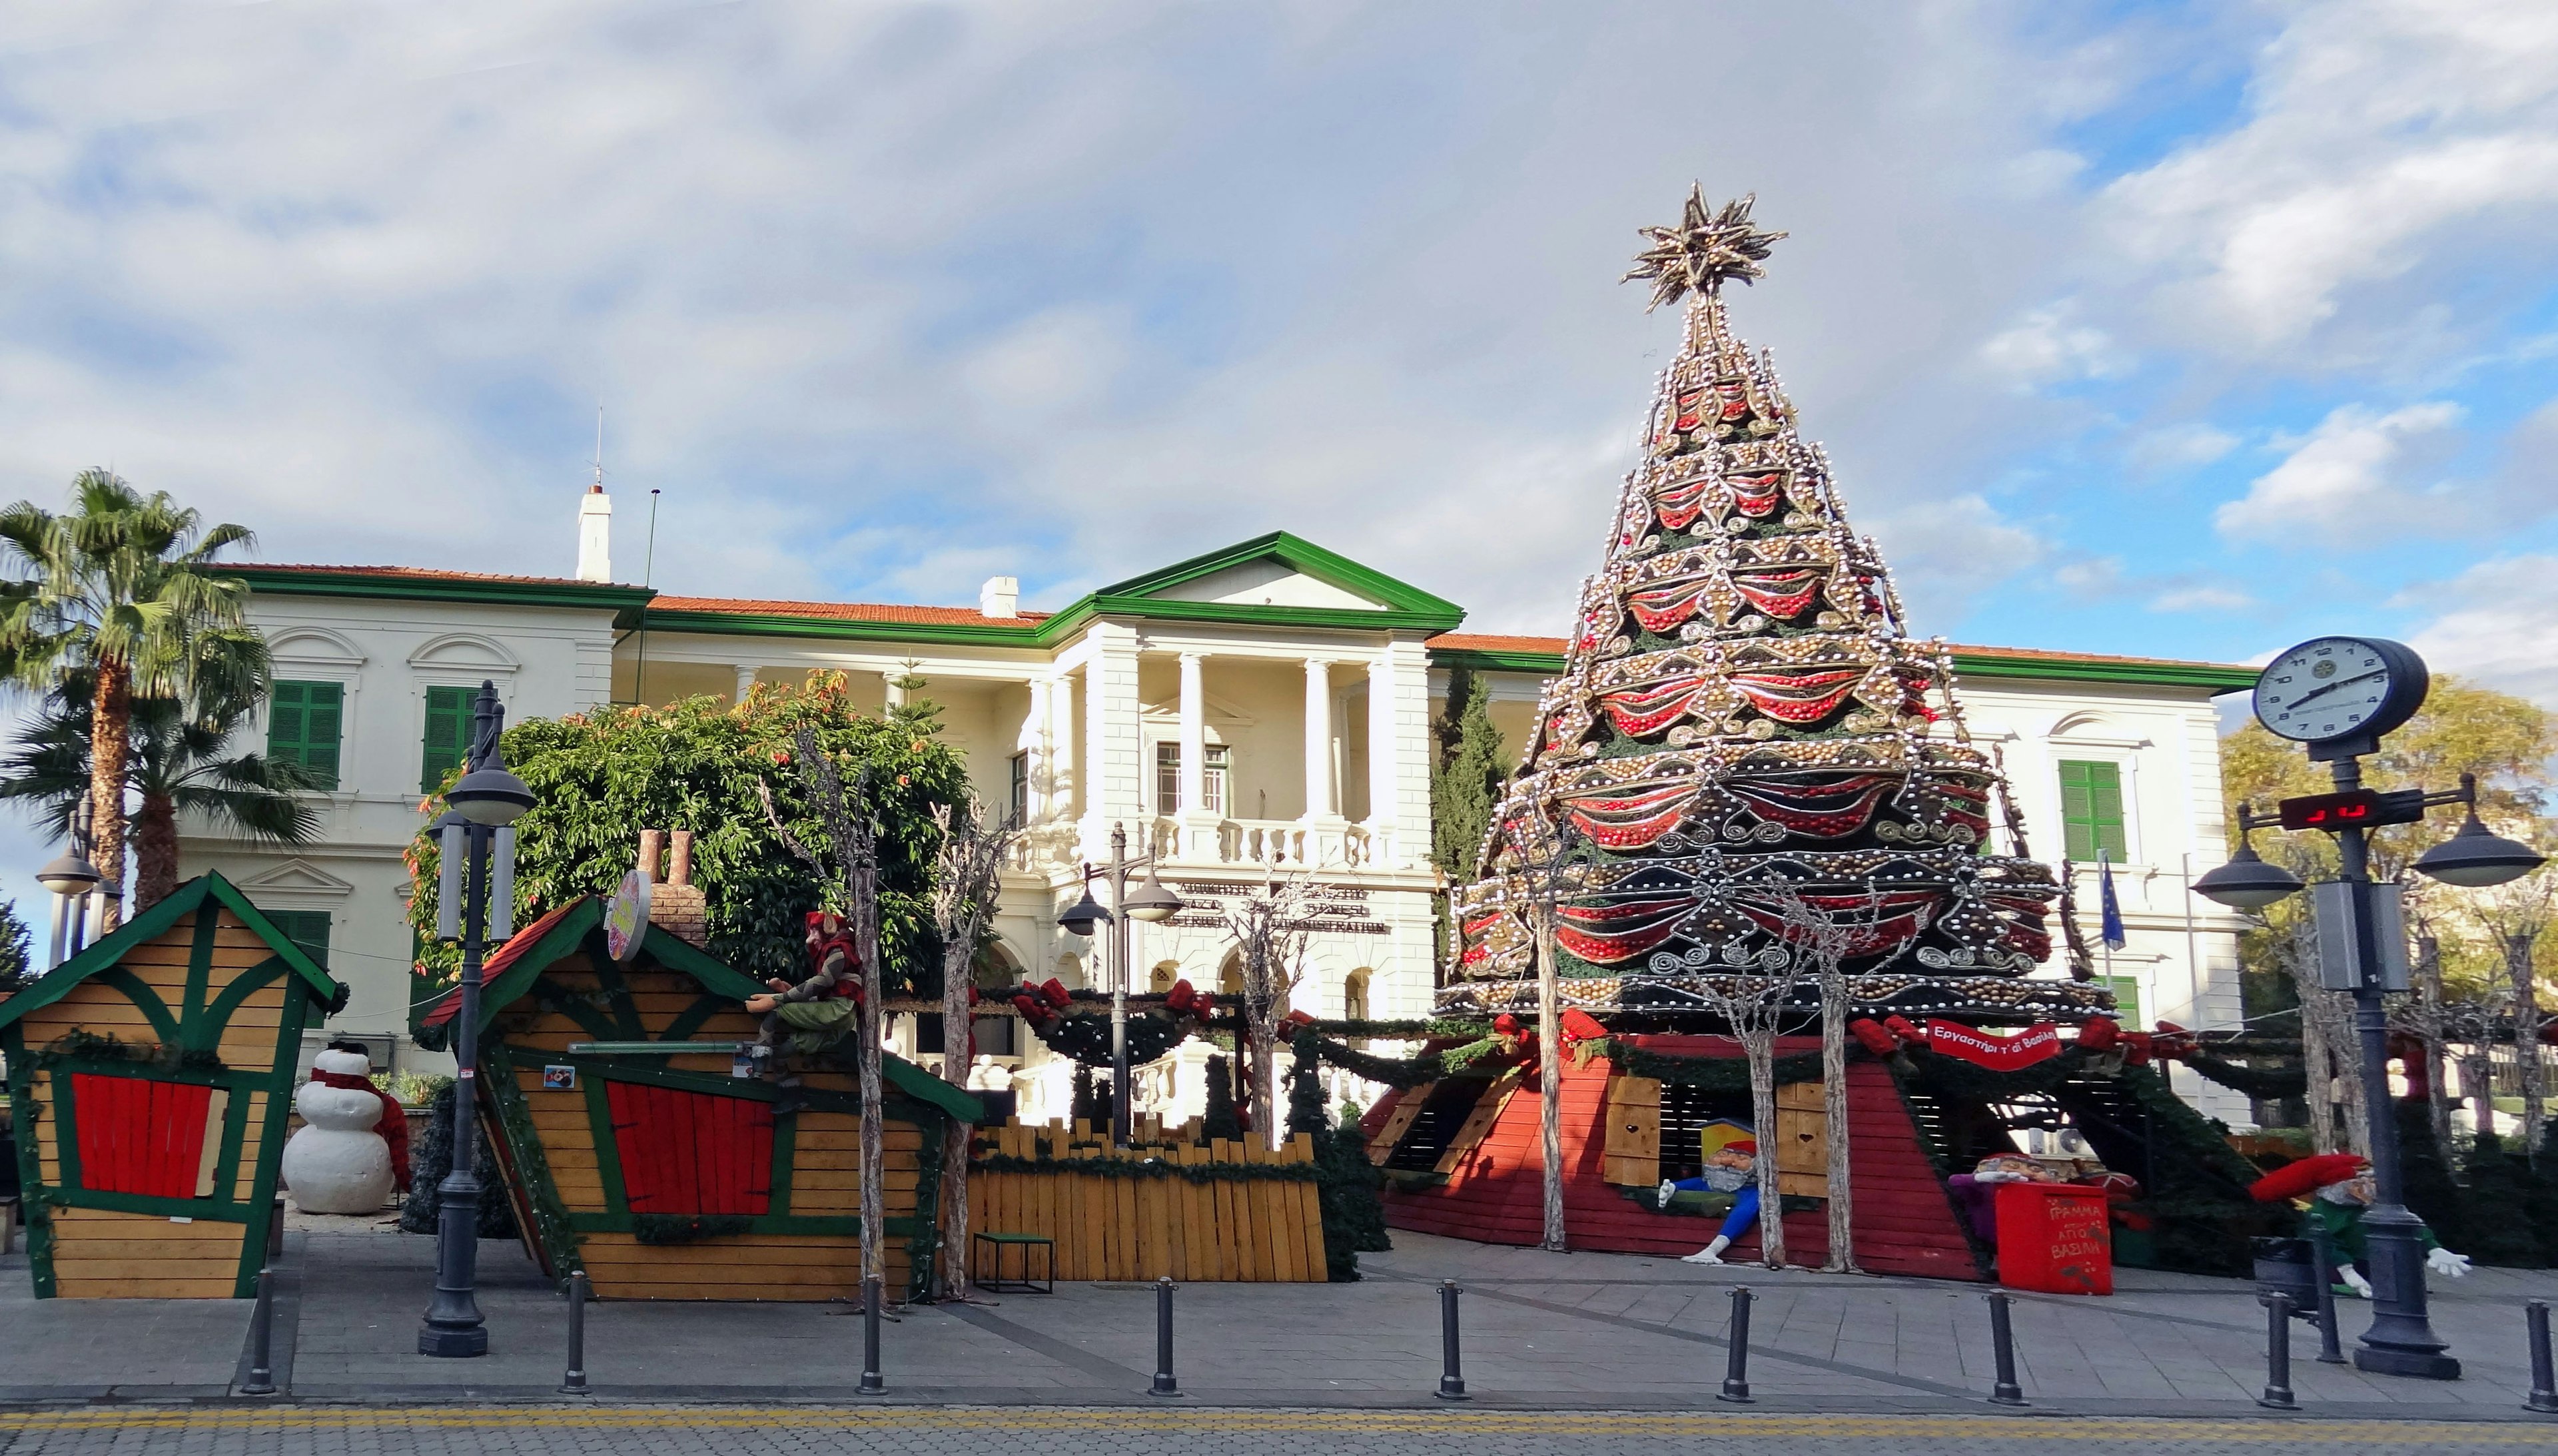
[1444,190,2099,1021]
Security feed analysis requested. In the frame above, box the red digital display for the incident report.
[2276,789,2427,832]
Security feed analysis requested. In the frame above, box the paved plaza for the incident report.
[7,1219,2558,1430]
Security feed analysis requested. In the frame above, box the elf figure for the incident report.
[1657,1120,1765,1265]
[743,911,863,1113]
[2248,1152,2471,1297]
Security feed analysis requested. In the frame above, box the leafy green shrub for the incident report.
[404,673,971,992]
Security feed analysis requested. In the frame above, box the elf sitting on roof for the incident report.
[2250,1152,2471,1297]
[1656,1120,1764,1265]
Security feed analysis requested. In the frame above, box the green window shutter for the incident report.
[421,686,472,794]
[264,910,330,968]
[266,681,342,791]
[2100,975,2140,1024]
[2056,759,2128,863]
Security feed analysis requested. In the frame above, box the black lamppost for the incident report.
[1057,823,1184,1146]
[418,681,534,1358]
[35,803,102,968]
[2196,637,2547,1381]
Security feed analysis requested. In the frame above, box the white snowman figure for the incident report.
[282,1048,396,1214]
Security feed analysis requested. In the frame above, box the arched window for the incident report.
[1343,968,1372,1023]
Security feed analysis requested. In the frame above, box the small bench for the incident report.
[972,1231,1055,1294]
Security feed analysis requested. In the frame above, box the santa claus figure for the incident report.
[2250,1152,2471,1297]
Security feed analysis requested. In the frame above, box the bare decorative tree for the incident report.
[1214,869,1319,1150]
[1501,791,1582,1254]
[760,728,889,1297]
[1747,875,1890,1274]
[1672,952,1805,1268]
[927,798,1019,1297]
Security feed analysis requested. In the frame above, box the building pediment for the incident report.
[234,859,358,899]
[1095,533,1462,627]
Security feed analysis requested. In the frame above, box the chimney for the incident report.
[979,575,1019,619]
[643,827,709,948]
[667,829,695,888]
[577,484,612,582]
[636,829,664,881]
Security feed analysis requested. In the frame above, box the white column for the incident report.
[1303,657,1335,820]
[1024,677,1054,821]
[1365,654,1396,831]
[733,665,758,704]
[1178,653,1207,817]
[1082,626,1144,859]
[1051,673,1076,821]
[1085,661,1108,849]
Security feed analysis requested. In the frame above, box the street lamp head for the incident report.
[446,763,536,826]
[35,850,100,897]
[2191,839,2306,910]
[2414,811,2547,889]
[1123,863,1184,923]
[1058,883,1112,938]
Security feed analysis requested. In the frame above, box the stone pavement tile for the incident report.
[0,1244,252,1390]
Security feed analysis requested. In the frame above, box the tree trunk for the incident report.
[1742,1022,1785,1269]
[2514,932,2543,1164]
[2417,935,2453,1159]
[2465,1044,2497,1139]
[853,865,886,1295]
[89,659,132,929]
[1819,971,1855,1273]
[131,793,181,910]
[1535,905,1564,1253]
[939,938,974,1299]
[1248,946,1278,1152]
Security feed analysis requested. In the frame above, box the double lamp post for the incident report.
[2193,637,2545,1381]
[1057,824,1184,1148]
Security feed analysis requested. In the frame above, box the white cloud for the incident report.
[1979,304,2130,388]
[1864,494,2050,623]
[2097,0,2558,358]
[2214,401,2465,547]
[2127,422,2240,475]
[2147,584,2253,613]
[2403,554,2558,707]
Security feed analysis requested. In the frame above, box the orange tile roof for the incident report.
[1426,630,2244,675]
[651,596,1050,625]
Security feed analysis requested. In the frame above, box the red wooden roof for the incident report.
[416,901,586,1029]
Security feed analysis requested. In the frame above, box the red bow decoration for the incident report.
[1849,1018,1899,1056]
[2149,1021,2196,1060]
[1882,1015,1922,1046]
[1560,1009,1607,1048]
[2078,1016,2121,1052]
[1275,1010,1317,1042]
[1166,979,1197,1014]
[1039,978,1071,1009]
[1493,1014,1523,1038]
[2120,1032,2154,1067]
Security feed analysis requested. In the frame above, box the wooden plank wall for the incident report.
[965,1121,1328,1283]
[16,910,290,1298]
[500,954,921,1301]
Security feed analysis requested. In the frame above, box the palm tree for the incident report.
[0,661,321,909]
[0,471,256,925]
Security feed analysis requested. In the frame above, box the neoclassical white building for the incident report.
[177,490,2259,1123]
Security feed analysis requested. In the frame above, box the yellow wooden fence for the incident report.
[967,1121,1328,1283]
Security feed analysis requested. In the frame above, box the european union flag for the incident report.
[2098,849,2126,950]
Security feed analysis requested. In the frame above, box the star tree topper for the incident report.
[1623,186,1787,309]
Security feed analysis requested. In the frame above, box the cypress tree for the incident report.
[1200,1054,1243,1143]
[1429,667,1507,883]
[398,1080,518,1239]
[2395,1096,2466,1256]
[2462,1130,2544,1268]
[1070,1064,1103,1127]
[1289,1038,1390,1277]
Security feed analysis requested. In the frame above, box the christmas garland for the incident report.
[1021,1011,1190,1069]
[1296,1033,1510,1088]
[37,1029,225,1074]
[969,1152,1318,1186]
[1598,1038,1827,1090]
[2176,1049,2308,1101]
[633,1214,754,1245]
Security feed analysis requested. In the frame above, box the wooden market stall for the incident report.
[413,897,983,1302]
[0,873,348,1298]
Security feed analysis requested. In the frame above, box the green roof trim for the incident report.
[641,532,1466,647]
[0,872,347,1032]
[1426,643,2253,692]
[235,567,657,629]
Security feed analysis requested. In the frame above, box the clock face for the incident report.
[2254,637,2417,743]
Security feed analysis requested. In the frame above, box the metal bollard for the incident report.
[2527,1301,2558,1414]
[858,1275,885,1395]
[2308,1226,2344,1365]
[2257,1292,2298,1410]
[1150,1277,1181,1397]
[240,1266,278,1396]
[1985,1291,2026,1406]
[1434,1279,1470,1401]
[1717,1285,1755,1403]
[560,1270,591,1395]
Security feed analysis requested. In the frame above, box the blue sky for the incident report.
[0,0,2553,713]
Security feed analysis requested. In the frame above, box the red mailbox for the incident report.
[1994,1182,2112,1295]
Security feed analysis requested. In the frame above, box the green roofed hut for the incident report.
[411,897,982,1302]
[1,873,349,1298]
